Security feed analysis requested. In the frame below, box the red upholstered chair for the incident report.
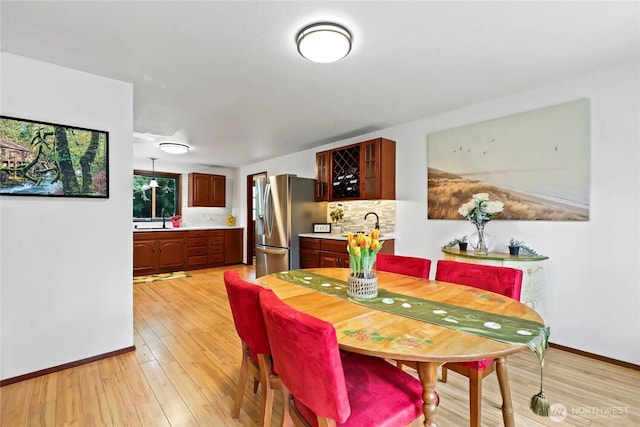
[259,288,426,427]
[223,270,281,427]
[434,260,523,427]
[376,253,431,279]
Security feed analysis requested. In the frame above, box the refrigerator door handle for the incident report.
[264,182,273,237]
[256,244,288,255]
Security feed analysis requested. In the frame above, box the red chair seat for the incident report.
[455,358,494,371]
[294,351,425,427]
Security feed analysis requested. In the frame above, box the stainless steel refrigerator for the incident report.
[255,174,327,277]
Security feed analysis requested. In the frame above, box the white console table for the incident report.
[441,248,549,319]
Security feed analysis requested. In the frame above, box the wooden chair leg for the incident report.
[468,369,482,427]
[441,365,448,383]
[496,357,515,427]
[281,387,294,427]
[257,354,275,427]
[253,378,260,394]
[232,344,249,418]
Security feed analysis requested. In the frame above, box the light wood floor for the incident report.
[1,265,639,426]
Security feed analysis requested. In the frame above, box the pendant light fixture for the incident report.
[159,142,190,154]
[149,157,159,188]
[296,22,352,63]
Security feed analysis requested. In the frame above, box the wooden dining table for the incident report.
[255,268,546,427]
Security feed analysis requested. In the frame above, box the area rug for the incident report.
[133,271,191,285]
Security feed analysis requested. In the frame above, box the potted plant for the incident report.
[330,207,344,234]
[346,229,384,299]
[443,235,468,251]
[170,214,182,228]
[508,239,540,256]
[508,238,522,255]
[457,235,468,251]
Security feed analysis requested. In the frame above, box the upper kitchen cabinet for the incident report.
[188,173,226,207]
[315,138,395,201]
[315,150,331,202]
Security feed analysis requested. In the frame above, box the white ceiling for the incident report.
[1,1,638,168]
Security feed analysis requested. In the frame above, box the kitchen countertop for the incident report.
[133,225,243,232]
[298,232,395,241]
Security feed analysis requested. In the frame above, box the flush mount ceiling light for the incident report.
[296,22,352,63]
[159,142,190,154]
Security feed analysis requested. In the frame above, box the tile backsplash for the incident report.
[181,207,233,227]
[328,200,396,235]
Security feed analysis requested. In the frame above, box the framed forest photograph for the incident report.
[0,116,109,198]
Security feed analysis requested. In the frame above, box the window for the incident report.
[133,170,181,220]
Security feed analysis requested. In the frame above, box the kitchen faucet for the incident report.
[364,212,380,230]
[161,207,168,229]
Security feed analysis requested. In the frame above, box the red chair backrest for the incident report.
[435,260,522,300]
[376,253,431,279]
[223,270,271,355]
[259,289,351,423]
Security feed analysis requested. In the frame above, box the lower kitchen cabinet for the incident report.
[224,228,244,264]
[208,230,225,266]
[134,231,186,276]
[134,228,244,276]
[186,231,209,268]
[299,236,395,269]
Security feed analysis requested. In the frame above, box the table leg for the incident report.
[496,357,515,427]
[416,361,439,427]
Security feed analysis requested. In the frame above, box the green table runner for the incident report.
[267,270,549,352]
[265,270,552,416]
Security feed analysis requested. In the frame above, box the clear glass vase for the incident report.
[469,223,491,255]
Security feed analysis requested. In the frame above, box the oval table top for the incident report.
[256,267,545,364]
[256,268,547,427]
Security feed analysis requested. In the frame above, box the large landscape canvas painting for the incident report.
[0,116,109,198]
[427,99,590,221]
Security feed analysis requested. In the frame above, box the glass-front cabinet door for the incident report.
[315,150,330,202]
[361,139,380,199]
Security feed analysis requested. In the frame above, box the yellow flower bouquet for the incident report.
[346,229,384,279]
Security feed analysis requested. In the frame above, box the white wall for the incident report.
[0,53,134,380]
[240,61,640,364]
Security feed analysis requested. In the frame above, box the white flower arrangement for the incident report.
[458,193,504,225]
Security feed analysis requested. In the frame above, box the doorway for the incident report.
[246,171,267,265]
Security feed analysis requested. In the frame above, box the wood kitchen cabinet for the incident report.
[133,231,186,276]
[134,228,244,276]
[319,239,350,268]
[188,229,244,268]
[188,173,226,207]
[224,228,244,264]
[186,230,209,268]
[299,236,395,269]
[208,230,225,266]
[300,237,321,268]
[315,138,395,201]
[315,150,331,202]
